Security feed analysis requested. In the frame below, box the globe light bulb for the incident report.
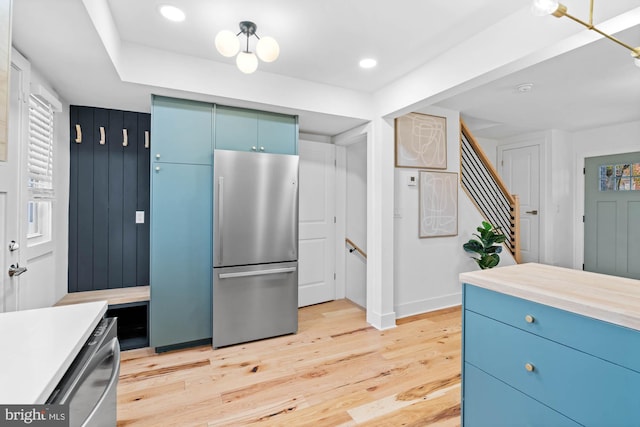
[236,51,258,74]
[531,0,560,16]
[215,30,240,57]
[256,36,280,63]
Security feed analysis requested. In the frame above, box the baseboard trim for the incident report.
[367,310,397,330]
[395,293,462,319]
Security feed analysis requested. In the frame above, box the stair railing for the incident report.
[460,120,521,263]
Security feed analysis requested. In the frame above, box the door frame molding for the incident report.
[497,132,548,264]
[574,147,637,270]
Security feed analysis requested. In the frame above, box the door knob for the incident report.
[525,210,538,215]
[8,264,27,278]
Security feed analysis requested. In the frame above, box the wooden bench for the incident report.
[56,286,150,350]
[55,286,150,306]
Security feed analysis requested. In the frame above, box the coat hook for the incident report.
[99,126,106,145]
[122,128,128,147]
[75,124,82,143]
[144,131,150,149]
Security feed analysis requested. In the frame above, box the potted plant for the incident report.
[463,221,507,269]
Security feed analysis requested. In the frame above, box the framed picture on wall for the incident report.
[419,171,458,238]
[395,112,447,169]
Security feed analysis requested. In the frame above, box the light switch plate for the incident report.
[136,211,145,224]
[407,174,418,186]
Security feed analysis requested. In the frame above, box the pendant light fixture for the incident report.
[215,21,280,74]
[531,0,640,67]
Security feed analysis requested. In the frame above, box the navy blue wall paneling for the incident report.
[68,106,150,293]
[122,111,138,287]
[76,107,95,292]
[92,108,109,290]
[68,106,79,293]
[136,113,151,287]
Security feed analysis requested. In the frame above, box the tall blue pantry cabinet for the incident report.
[150,96,213,350]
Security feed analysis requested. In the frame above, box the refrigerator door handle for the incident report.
[217,176,224,265]
[218,267,297,279]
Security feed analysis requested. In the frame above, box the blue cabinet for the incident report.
[215,105,297,154]
[462,283,640,426]
[463,363,580,427]
[257,111,297,154]
[151,96,213,165]
[150,95,213,350]
[150,162,212,348]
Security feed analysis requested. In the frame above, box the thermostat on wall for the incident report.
[407,174,417,186]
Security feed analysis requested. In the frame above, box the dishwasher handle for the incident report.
[82,338,120,427]
[57,337,120,426]
[218,266,297,279]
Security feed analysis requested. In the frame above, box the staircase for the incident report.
[460,120,521,263]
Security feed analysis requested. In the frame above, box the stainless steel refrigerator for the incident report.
[213,149,299,348]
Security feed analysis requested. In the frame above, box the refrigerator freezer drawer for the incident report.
[213,262,298,348]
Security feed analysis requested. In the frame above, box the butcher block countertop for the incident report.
[0,301,107,404]
[460,263,640,331]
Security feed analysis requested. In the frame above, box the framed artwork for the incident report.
[419,171,458,238]
[395,112,447,169]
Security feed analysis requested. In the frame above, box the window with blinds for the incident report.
[28,94,54,199]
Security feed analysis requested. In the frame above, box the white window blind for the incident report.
[28,94,54,199]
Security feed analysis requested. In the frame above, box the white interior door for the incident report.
[298,139,335,307]
[499,143,540,263]
[1,53,29,312]
[345,136,366,307]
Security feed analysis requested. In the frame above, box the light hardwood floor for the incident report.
[117,300,462,426]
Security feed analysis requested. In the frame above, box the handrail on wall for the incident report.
[345,238,367,259]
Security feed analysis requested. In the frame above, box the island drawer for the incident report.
[463,283,640,373]
[463,363,580,427]
[465,310,640,426]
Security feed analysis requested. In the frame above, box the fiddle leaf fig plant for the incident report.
[463,221,507,269]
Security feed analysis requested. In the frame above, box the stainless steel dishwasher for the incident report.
[46,317,120,427]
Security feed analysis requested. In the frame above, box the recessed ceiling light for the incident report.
[359,58,377,69]
[516,83,534,93]
[159,5,185,22]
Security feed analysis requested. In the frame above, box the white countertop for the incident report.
[460,263,640,331]
[0,301,107,404]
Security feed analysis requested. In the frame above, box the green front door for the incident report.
[584,152,640,279]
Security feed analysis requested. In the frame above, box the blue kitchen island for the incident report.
[460,263,640,426]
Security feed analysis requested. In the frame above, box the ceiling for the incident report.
[10,0,640,138]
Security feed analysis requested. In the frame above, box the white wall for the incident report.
[345,136,367,307]
[571,120,640,269]
[546,130,573,268]
[476,137,499,168]
[392,107,515,319]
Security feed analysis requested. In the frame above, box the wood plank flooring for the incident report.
[117,300,462,426]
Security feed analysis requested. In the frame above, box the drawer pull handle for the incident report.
[525,314,535,323]
[525,363,535,372]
